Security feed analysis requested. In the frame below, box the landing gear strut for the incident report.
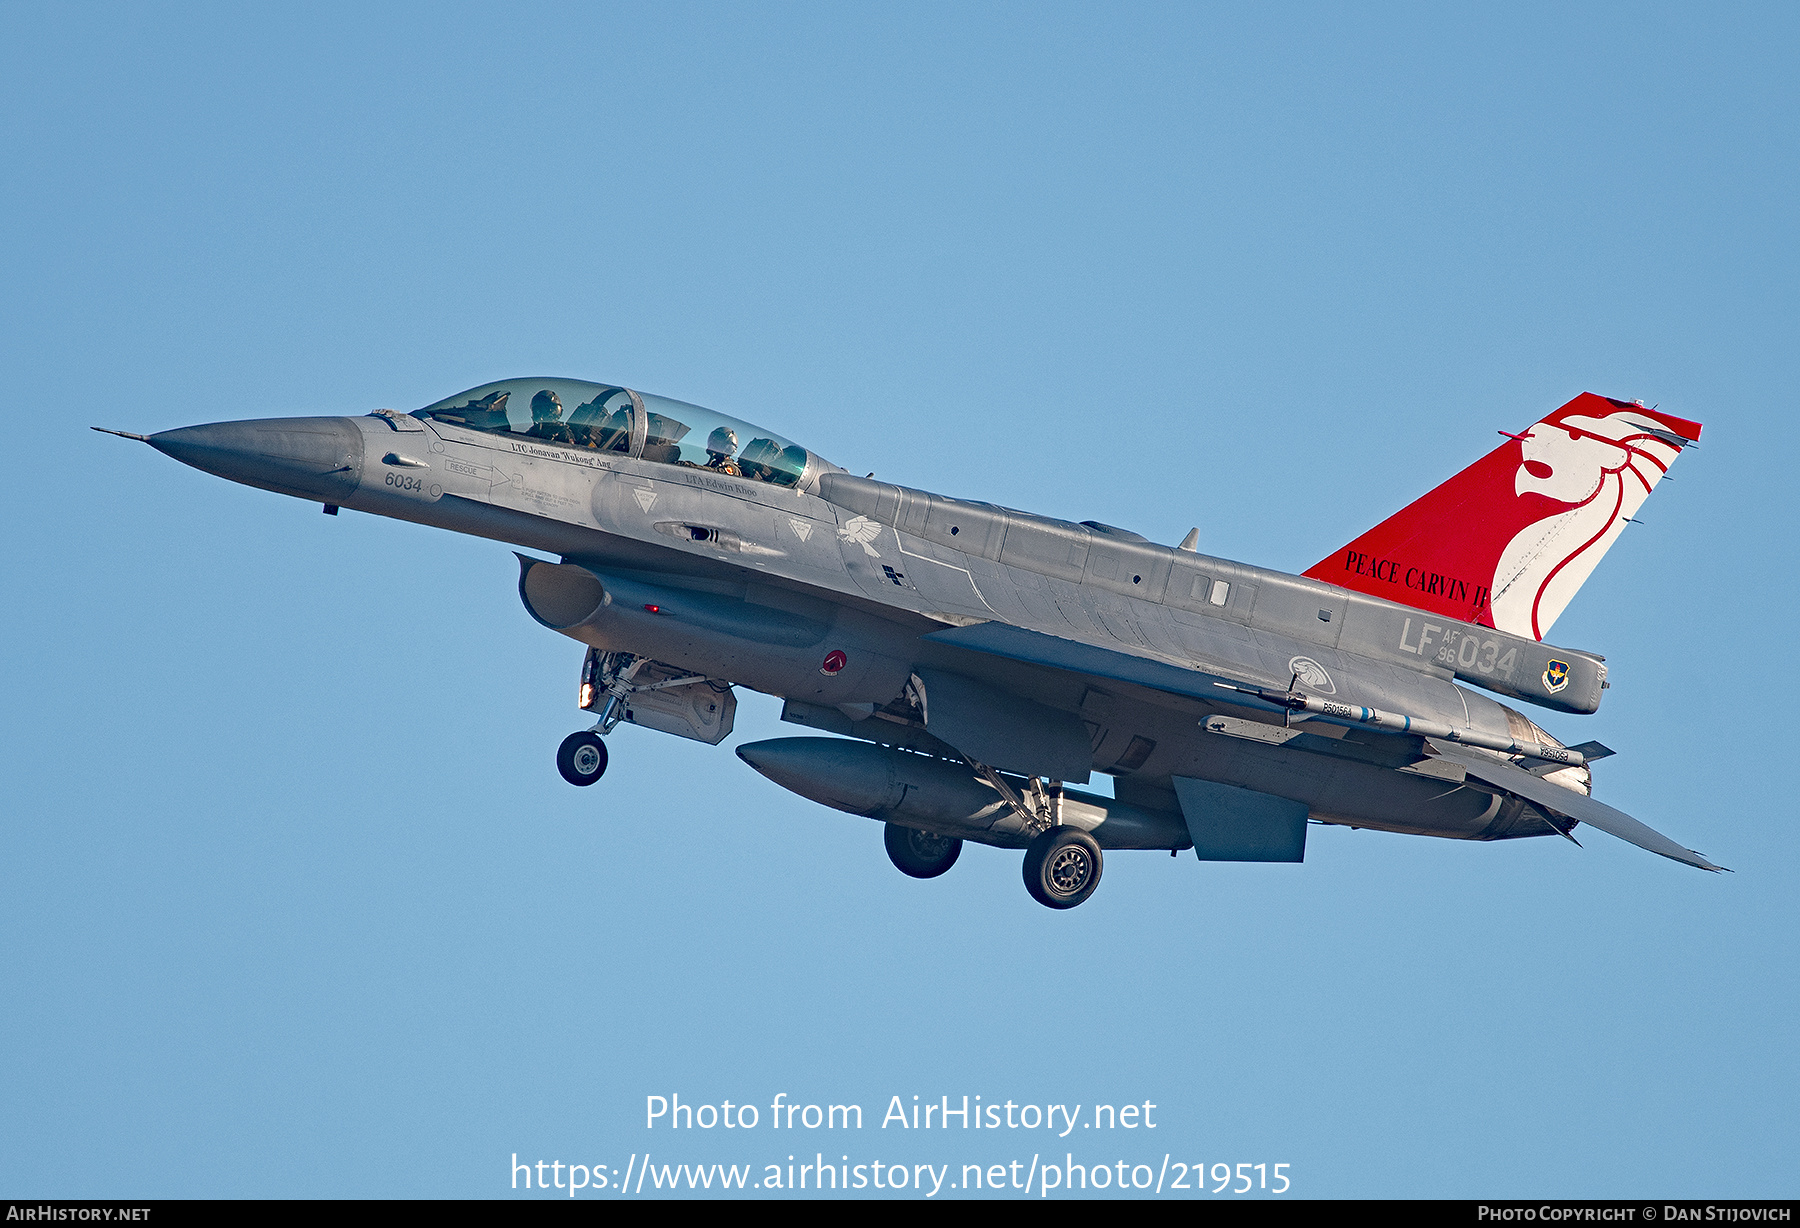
[959,754,1102,908]
[582,651,646,734]
[884,822,962,878]
[557,650,732,787]
[555,651,642,787]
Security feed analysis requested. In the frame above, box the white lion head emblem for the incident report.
[1287,656,1335,694]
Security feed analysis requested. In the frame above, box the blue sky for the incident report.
[3,3,1795,1198]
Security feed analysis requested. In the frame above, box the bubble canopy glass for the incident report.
[414,378,834,490]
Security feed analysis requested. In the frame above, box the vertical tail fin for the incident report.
[1304,393,1701,640]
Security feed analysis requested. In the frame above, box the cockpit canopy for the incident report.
[414,378,836,491]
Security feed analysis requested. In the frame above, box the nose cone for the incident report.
[148,417,363,502]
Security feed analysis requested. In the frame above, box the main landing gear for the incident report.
[877,757,1106,909]
[969,759,1105,910]
[884,822,962,878]
[1021,826,1103,910]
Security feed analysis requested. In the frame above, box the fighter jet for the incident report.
[98,379,1719,908]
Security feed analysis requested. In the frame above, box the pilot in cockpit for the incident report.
[739,437,807,486]
[703,426,742,476]
[565,392,629,451]
[528,389,566,442]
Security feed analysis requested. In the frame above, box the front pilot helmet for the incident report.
[706,426,739,456]
[531,389,563,422]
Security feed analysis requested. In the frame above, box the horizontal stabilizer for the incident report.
[1428,743,1723,872]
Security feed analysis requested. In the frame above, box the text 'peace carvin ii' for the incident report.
[101,380,1719,907]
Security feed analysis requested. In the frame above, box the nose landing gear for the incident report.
[556,650,739,787]
[555,652,641,787]
[556,731,609,786]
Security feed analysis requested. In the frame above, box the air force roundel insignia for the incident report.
[1543,659,1570,693]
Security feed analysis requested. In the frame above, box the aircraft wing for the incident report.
[925,622,1725,873]
[921,620,1282,709]
[1426,742,1725,872]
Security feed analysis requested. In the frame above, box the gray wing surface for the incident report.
[927,624,1727,874]
[922,621,1278,708]
[1428,743,1725,872]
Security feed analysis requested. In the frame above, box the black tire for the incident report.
[1021,827,1103,909]
[556,731,609,786]
[884,823,963,879]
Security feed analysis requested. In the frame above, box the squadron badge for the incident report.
[837,515,883,557]
[1543,659,1570,693]
[1287,656,1336,694]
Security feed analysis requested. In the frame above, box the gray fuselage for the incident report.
[142,391,1607,853]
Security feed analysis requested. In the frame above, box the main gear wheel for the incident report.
[1021,827,1102,909]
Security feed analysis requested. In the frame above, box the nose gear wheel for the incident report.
[557,731,609,786]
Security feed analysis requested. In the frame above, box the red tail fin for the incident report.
[1304,394,1701,640]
